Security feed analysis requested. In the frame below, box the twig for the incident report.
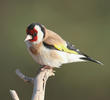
[9,90,19,100]
[31,69,55,100]
[16,69,34,83]
[10,68,55,100]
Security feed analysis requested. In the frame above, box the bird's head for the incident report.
[24,23,45,44]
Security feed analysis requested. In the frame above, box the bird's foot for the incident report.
[41,65,53,71]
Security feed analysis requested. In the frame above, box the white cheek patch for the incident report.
[33,25,44,44]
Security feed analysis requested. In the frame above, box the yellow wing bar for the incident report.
[54,44,79,54]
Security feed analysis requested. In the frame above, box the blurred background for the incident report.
[0,0,110,100]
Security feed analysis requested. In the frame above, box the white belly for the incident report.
[25,41,85,68]
[27,46,63,68]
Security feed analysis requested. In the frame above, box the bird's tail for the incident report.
[80,53,103,65]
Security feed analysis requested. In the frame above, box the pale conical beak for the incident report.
[24,35,32,42]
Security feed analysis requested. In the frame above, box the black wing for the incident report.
[66,41,81,54]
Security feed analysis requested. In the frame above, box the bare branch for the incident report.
[10,68,55,100]
[9,90,20,100]
[16,69,34,83]
[31,69,55,100]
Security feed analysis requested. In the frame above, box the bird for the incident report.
[24,23,103,69]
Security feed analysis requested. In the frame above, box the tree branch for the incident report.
[16,69,34,83]
[32,69,55,100]
[9,90,19,100]
[10,68,55,100]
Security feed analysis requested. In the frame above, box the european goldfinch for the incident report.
[24,23,103,68]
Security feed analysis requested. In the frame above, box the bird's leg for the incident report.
[41,65,53,71]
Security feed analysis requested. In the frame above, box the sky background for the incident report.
[0,0,110,100]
